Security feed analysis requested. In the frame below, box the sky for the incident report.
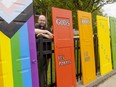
[102,2,116,17]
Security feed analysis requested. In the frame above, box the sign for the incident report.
[77,10,96,84]
[52,7,76,87]
[96,16,112,75]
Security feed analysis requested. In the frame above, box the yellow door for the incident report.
[96,16,112,76]
[77,10,96,85]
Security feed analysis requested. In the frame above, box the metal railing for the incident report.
[36,34,99,87]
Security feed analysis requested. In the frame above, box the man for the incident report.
[35,15,53,39]
[35,15,53,87]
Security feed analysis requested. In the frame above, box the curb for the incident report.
[77,70,116,87]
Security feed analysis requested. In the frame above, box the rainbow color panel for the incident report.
[109,17,116,69]
[96,16,112,76]
[0,0,39,87]
[77,10,96,85]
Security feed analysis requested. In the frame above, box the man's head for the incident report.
[38,15,46,27]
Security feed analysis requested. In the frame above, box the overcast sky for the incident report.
[102,2,116,17]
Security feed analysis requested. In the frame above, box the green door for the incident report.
[109,17,116,69]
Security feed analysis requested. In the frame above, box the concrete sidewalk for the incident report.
[77,70,116,87]
[97,74,116,87]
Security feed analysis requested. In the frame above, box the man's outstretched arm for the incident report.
[35,29,53,39]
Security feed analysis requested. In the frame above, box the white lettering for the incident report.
[59,60,71,66]
[81,19,90,24]
[56,18,70,26]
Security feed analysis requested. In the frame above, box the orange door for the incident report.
[77,10,96,84]
[52,7,76,87]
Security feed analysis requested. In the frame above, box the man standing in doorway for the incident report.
[35,15,53,87]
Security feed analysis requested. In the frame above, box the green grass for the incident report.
[47,53,55,85]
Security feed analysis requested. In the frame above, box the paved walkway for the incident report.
[97,74,116,87]
[77,70,116,87]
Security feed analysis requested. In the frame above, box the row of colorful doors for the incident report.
[0,2,116,87]
[78,11,116,84]
[53,8,116,86]
[78,11,116,85]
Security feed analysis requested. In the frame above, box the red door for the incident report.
[52,7,76,87]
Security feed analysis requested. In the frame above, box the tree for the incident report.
[73,0,115,12]
[33,0,77,27]
[33,0,116,30]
